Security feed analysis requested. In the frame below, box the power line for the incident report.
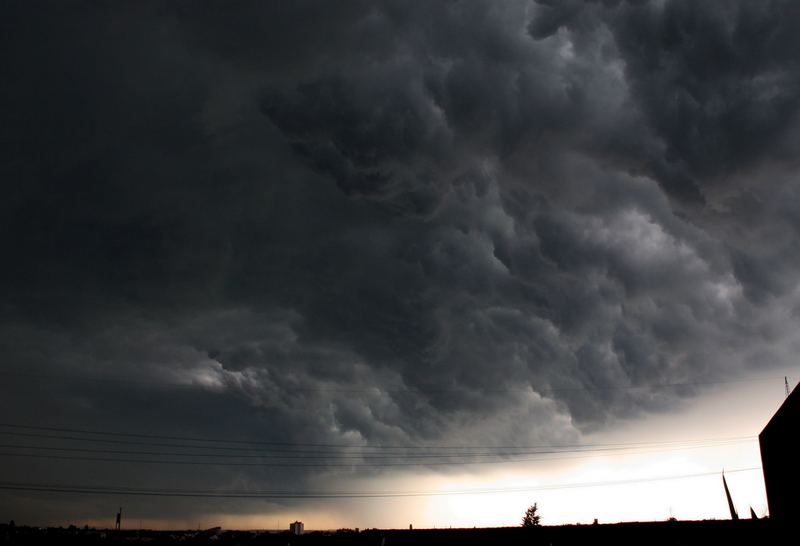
[0,422,756,451]
[0,369,782,397]
[0,439,756,468]
[0,431,752,456]
[0,437,750,460]
[0,467,762,499]
[0,423,759,469]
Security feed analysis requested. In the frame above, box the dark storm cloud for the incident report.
[2,0,800,523]
[528,0,800,200]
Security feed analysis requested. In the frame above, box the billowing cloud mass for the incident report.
[2,0,800,525]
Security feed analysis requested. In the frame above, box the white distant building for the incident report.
[289,521,304,535]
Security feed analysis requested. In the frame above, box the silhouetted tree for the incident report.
[521,503,541,527]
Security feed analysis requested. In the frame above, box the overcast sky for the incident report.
[2,0,800,529]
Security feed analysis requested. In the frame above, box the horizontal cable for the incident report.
[0,422,756,452]
[0,438,752,461]
[0,467,762,499]
[0,440,756,468]
[0,370,785,398]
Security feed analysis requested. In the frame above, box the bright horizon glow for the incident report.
[56,369,794,532]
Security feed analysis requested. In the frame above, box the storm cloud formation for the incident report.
[2,0,800,524]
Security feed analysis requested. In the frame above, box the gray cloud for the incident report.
[2,0,800,524]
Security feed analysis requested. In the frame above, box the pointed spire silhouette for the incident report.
[722,471,739,520]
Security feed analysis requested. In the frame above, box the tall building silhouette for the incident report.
[759,382,800,521]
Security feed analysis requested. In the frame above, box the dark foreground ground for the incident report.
[0,519,783,546]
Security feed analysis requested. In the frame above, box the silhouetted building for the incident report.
[759,383,800,521]
[289,521,304,535]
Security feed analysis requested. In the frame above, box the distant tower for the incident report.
[115,507,122,531]
[785,376,790,398]
[289,521,304,535]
